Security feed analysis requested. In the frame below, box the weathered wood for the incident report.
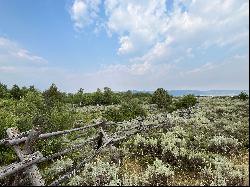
[0,151,43,179]
[1,120,172,186]
[1,121,121,146]
[24,127,41,154]
[6,122,103,146]
[39,135,98,163]
[100,127,110,143]
[0,135,98,180]
[6,128,45,186]
[0,130,31,145]
[49,123,170,186]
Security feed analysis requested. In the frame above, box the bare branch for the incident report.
[0,151,43,179]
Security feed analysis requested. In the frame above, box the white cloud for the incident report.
[104,0,248,61]
[105,0,170,55]
[0,37,48,64]
[118,36,134,55]
[69,0,101,30]
[65,0,249,91]
[14,49,47,64]
[95,61,152,76]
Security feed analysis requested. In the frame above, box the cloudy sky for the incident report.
[0,0,249,92]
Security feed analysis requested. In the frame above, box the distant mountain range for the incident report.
[130,90,249,96]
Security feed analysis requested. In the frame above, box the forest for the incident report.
[0,82,249,186]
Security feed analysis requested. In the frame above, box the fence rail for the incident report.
[0,119,171,186]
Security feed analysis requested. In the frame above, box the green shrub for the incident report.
[207,136,241,154]
[141,158,174,186]
[43,157,74,182]
[104,99,147,122]
[68,159,121,186]
[237,91,249,100]
[201,156,247,186]
[128,134,160,165]
[0,82,9,99]
[151,88,172,111]
[10,84,23,100]
[43,83,63,108]
[175,94,197,110]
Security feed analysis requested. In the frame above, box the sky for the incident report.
[0,0,249,92]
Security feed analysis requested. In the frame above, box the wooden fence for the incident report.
[0,119,171,186]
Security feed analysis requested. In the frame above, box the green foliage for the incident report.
[10,84,23,100]
[201,156,248,186]
[142,158,174,186]
[237,91,249,100]
[104,99,147,122]
[0,82,248,186]
[151,88,172,110]
[0,82,9,98]
[43,83,63,107]
[68,159,121,186]
[103,87,114,105]
[175,94,198,110]
[207,135,241,154]
[71,87,121,106]
[43,157,74,182]
[71,88,85,105]
[123,90,133,101]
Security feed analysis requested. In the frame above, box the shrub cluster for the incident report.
[151,88,173,111]
[103,99,147,122]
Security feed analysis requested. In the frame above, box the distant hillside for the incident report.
[168,90,249,96]
[131,90,249,96]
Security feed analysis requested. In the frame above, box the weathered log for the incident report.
[39,135,98,163]
[6,128,45,186]
[24,127,42,154]
[0,151,43,179]
[5,122,103,146]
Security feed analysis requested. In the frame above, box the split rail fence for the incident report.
[0,119,171,186]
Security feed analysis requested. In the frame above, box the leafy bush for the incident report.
[151,88,172,111]
[104,99,147,122]
[223,121,249,148]
[10,84,23,100]
[127,129,209,172]
[207,135,241,154]
[68,159,121,186]
[0,82,9,99]
[201,156,247,186]
[141,158,174,186]
[237,91,249,100]
[43,83,63,107]
[43,157,74,182]
[127,134,160,165]
[122,173,141,186]
[175,94,197,110]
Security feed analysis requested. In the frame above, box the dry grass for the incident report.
[121,157,144,175]
[171,170,202,186]
[229,150,249,186]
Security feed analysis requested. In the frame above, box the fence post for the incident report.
[24,126,41,154]
[6,127,45,186]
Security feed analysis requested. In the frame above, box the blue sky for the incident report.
[0,0,249,92]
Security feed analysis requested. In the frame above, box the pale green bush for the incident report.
[68,159,120,186]
[122,173,141,186]
[44,158,73,176]
[141,158,174,186]
[201,156,247,186]
[208,136,241,154]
